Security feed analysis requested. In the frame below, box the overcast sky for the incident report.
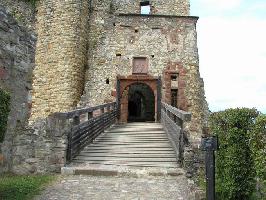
[190,0,266,113]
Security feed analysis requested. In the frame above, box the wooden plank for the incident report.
[73,156,177,162]
[72,160,178,168]
[79,151,176,154]
[77,153,176,158]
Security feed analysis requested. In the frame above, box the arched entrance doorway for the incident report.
[117,75,161,123]
[128,83,155,122]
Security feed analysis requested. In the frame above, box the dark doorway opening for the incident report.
[128,83,155,122]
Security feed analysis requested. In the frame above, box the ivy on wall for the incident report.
[210,108,259,200]
[26,0,38,6]
[0,89,10,143]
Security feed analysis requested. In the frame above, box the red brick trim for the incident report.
[163,62,188,111]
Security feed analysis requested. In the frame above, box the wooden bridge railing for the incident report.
[161,102,191,164]
[55,102,117,162]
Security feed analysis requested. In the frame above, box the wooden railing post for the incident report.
[73,115,80,126]
[88,111,93,120]
[101,107,105,114]
[67,131,73,162]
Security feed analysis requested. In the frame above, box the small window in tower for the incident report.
[140,1,151,15]
[171,75,178,81]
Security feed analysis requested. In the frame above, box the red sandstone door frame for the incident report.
[116,75,161,123]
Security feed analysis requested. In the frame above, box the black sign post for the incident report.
[201,136,218,200]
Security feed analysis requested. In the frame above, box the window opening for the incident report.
[171,75,178,81]
[171,89,178,108]
[140,1,151,14]
[106,78,110,84]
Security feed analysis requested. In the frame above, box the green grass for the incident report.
[197,168,206,191]
[0,174,56,200]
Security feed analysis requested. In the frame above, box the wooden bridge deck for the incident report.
[72,122,179,169]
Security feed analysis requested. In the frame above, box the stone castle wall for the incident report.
[112,0,190,16]
[0,0,36,32]
[84,15,199,105]
[30,0,89,121]
[0,0,208,174]
[0,5,36,173]
[83,10,208,141]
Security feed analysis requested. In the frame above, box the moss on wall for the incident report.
[0,89,10,143]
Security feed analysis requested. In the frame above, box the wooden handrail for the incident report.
[53,102,116,119]
[161,102,191,165]
[161,102,191,122]
[63,102,118,162]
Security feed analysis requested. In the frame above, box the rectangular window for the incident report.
[140,1,151,14]
[171,89,178,108]
[171,74,179,88]
[132,57,148,74]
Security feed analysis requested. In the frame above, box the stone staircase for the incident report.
[63,122,181,175]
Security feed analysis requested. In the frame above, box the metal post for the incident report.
[201,136,218,200]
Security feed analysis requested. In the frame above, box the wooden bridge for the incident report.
[60,102,191,173]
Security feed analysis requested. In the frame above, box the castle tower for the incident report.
[30,0,208,143]
[30,0,89,120]
[82,0,208,142]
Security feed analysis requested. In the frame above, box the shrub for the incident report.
[0,89,10,143]
[250,114,266,198]
[210,108,259,200]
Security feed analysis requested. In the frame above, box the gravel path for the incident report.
[35,175,194,200]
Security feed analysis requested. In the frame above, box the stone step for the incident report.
[62,164,184,177]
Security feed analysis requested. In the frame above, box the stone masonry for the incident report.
[0,5,36,173]
[82,0,208,144]
[0,0,208,174]
[30,0,89,121]
[0,0,36,32]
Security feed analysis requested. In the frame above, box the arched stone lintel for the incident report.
[117,75,159,123]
